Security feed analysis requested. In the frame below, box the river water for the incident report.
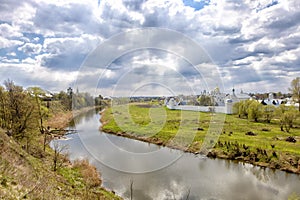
[53,110,300,200]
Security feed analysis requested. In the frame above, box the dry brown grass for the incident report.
[73,159,101,188]
[46,111,73,130]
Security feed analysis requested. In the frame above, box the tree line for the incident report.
[233,100,299,132]
[53,87,105,110]
[0,80,105,150]
[232,77,300,132]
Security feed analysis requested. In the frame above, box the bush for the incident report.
[1,177,7,187]
[286,136,297,143]
[245,131,257,136]
[73,159,101,188]
[247,101,263,122]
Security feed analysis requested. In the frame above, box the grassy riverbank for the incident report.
[101,103,300,174]
[0,107,121,200]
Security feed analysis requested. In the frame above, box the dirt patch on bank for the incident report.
[46,111,72,129]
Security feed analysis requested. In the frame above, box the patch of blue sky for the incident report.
[256,0,279,12]
[182,0,210,11]
[0,31,44,61]
[266,0,279,8]
[22,32,44,44]
[0,47,32,62]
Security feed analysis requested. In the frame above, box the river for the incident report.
[53,109,300,200]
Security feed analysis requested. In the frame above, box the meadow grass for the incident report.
[102,103,300,155]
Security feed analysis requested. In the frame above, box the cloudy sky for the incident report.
[0,0,299,96]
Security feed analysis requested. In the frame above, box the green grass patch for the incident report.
[102,103,300,156]
[58,167,85,188]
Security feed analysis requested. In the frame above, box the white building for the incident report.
[258,93,282,106]
[165,88,251,114]
[165,88,299,114]
[225,88,251,103]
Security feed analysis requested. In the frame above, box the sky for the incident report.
[0,0,299,96]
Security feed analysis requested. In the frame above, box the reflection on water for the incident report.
[68,108,101,128]
[54,111,300,200]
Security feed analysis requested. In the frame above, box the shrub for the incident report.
[286,136,297,143]
[245,131,257,136]
[73,159,101,188]
[247,101,263,122]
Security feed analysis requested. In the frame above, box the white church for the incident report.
[165,88,251,114]
[165,87,299,114]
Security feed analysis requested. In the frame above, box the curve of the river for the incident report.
[53,110,300,200]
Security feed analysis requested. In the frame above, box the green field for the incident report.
[101,103,300,173]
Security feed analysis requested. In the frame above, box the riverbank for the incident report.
[47,106,100,130]
[46,106,122,199]
[100,104,300,174]
[0,106,122,200]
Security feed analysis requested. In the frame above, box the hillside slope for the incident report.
[0,129,121,199]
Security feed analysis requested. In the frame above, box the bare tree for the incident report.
[52,141,68,171]
[43,126,51,152]
[289,77,300,111]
